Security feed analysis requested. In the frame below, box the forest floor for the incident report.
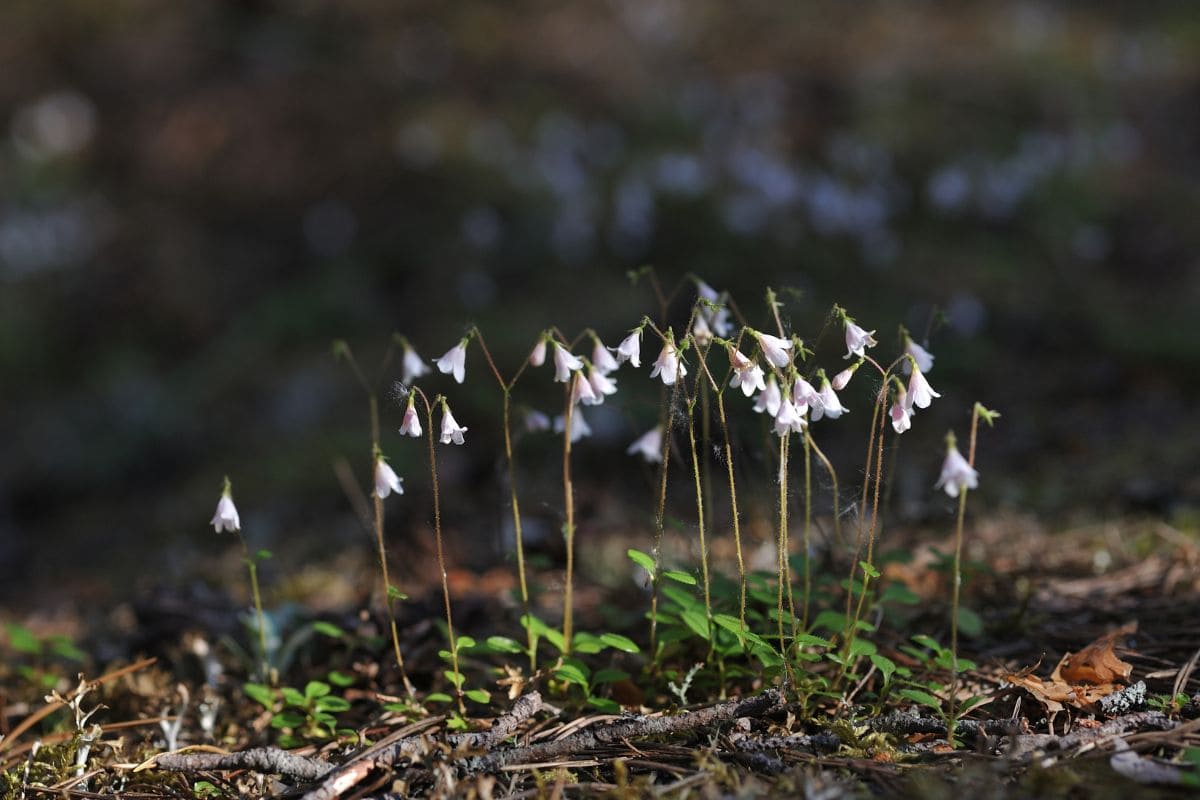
[2,513,1198,799]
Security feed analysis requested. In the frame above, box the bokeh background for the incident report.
[3,1,1199,613]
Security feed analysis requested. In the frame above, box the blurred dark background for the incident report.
[3,1,1199,611]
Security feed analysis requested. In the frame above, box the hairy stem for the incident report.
[561,388,576,655]
[422,393,462,713]
[715,391,747,626]
[686,401,713,645]
[238,533,270,682]
[802,429,812,631]
[649,380,679,664]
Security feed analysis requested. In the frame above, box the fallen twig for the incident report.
[461,689,782,774]
[155,747,331,781]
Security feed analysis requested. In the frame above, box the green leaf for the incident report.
[911,634,944,653]
[305,681,331,699]
[443,669,465,688]
[879,583,921,606]
[663,570,697,585]
[793,633,834,649]
[486,636,525,654]
[243,682,275,709]
[593,669,631,685]
[956,607,983,638]
[898,688,942,710]
[554,663,589,689]
[387,584,408,601]
[271,711,306,729]
[870,654,897,685]
[680,609,711,640]
[425,692,453,704]
[587,696,620,714]
[464,689,492,704]
[627,548,657,576]
[281,687,306,707]
[312,621,345,638]
[958,695,989,714]
[315,696,351,712]
[256,549,274,561]
[456,636,477,650]
[47,636,87,662]
[572,632,605,654]
[521,614,565,653]
[859,561,880,579]
[5,624,40,655]
[599,633,640,653]
[848,638,877,658]
[327,670,355,688]
[661,583,700,610]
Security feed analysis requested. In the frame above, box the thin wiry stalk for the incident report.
[805,431,840,548]
[948,407,985,747]
[561,383,577,655]
[686,400,713,645]
[716,390,747,626]
[337,343,411,695]
[472,330,537,673]
[236,532,270,681]
[649,377,679,664]
[776,433,790,657]
[418,390,462,714]
[802,429,812,631]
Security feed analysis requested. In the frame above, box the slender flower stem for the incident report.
[948,408,985,746]
[417,390,462,713]
[472,330,536,672]
[802,429,813,631]
[716,390,747,626]
[561,385,577,655]
[776,433,791,658]
[686,399,713,646]
[649,377,679,663]
[237,532,270,681]
[805,432,840,548]
[336,342,411,695]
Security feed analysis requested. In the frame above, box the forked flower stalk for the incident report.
[335,340,412,695]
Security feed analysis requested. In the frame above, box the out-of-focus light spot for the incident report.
[11,90,96,161]
[461,206,502,251]
[551,198,596,265]
[302,200,357,258]
[457,268,497,309]
[609,173,654,259]
[927,165,972,212]
[394,121,441,168]
[947,292,987,337]
[721,193,767,235]
[585,122,626,169]
[468,119,517,168]
[1071,224,1110,262]
[654,153,707,197]
[612,0,686,45]
[0,202,100,280]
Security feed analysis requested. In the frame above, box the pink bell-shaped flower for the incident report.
[435,341,468,384]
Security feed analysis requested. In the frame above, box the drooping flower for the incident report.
[692,314,713,346]
[439,404,468,445]
[210,479,240,533]
[402,342,431,384]
[626,426,663,463]
[905,362,941,410]
[588,367,618,403]
[529,338,547,367]
[373,456,404,499]
[754,330,793,368]
[753,373,782,417]
[696,280,732,336]
[435,341,468,384]
[728,347,765,397]
[612,330,642,368]
[832,360,861,390]
[772,398,806,437]
[553,409,592,442]
[524,409,552,432]
[570,370,597,405]
[811,376,848,421]
[553,342,584,383]
[791,376,822,417]
[399,398,422,437]
[889,384,911,434]
[903,335,934,375]
[649,338,686,386]
[591,338,620,375]
[935,438,978,498]
[844,320,878,360]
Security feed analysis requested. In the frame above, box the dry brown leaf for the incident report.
[1005,624,1138,712]
[1059,623,1136,684]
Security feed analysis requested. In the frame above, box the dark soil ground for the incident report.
[2,513,1198,799]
